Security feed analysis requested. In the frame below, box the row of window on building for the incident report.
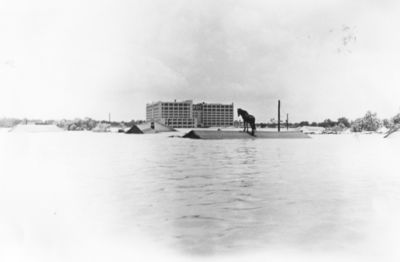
[146,100,234,128]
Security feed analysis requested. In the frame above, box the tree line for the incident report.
[2,110,400,132]
[257,111,400,132]
[0,117,146,130]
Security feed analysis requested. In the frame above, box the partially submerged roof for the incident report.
[183,130,310,139]
[125,121,176,134]
[125,125,143,134]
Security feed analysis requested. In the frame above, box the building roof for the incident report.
[125,121,176,134]
[183,130,310,139]
[146,100,193,106]
[125,125,143,134]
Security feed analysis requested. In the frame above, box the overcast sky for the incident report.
[1,0,400,122]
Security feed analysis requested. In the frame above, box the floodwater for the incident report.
[1,131,400,261]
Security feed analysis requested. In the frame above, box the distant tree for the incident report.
[124,119,146,127]
[85,118,97,130]
[319,119,336,128]
[337,117,350,128]
[351,111,381,132]
[351,118,363,132]
[382,118,392,129]
[125,120,136,127]
[299,121,309,127]
[68,123,78,131]
[363,111,381,131]
[392,113,400,125]
[310,122,318,126]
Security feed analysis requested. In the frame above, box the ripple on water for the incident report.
[123,135,400,255]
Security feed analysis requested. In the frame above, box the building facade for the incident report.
[193,102,234,127]
[146,100,195,128]
[146,100,234,128]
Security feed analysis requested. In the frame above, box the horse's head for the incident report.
[238,108,248,117]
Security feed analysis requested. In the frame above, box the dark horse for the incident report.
[237,108,256,136]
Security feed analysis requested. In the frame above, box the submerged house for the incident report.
[125,125,143,134]
[125,121,176,134]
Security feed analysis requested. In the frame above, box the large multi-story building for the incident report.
[146,100,234,128]
[146,100,195,128]
[193,102,234,127]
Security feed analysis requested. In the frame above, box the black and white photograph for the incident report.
[2,0,400,261]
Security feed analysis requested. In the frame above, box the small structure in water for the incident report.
[183,130,310,139]
[125,121,176,134]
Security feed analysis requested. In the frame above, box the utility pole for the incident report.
[286,113,289,130]
[278,100,281,132]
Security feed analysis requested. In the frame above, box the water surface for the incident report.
[1,132,400,260]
